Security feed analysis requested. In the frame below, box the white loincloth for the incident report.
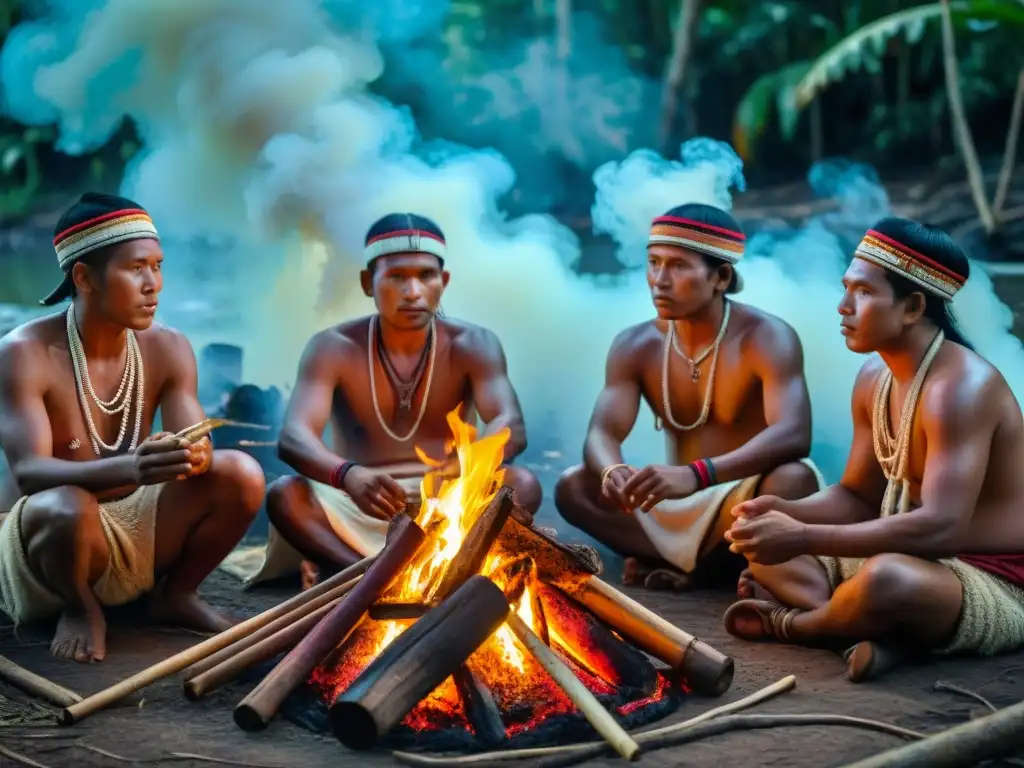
[245,475,424,586]
[0,484,165,625]
[636,459,824,574]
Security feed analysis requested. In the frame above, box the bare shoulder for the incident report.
[0,313,63,380]
[922,343,1007,425]
[731,302,802,366]
[297,317,367,377]
[138,321,195,359]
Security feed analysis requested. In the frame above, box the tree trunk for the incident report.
[658,0,704,153]
[938,0,997,234]
[810,98,824,163]
[993,67,1024,217]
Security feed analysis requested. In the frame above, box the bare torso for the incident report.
[625,302,780,465]
[322,316,486,465]
[861,347,1024,552]
[0,311,180,509]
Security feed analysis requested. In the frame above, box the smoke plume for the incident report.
[3,0,1023,491]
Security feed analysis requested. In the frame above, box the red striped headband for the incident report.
[648,215,745,264]
[53,209,159,269]
[855,229,965,300]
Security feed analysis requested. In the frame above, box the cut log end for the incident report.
[233,702,271,732]
[330,701,381,751]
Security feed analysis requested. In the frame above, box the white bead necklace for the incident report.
[872,329,944,517]
[655,300,731,432]
[368,315,437,443]
[66,304,145,456]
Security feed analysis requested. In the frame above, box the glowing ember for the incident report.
[306,406,673,745]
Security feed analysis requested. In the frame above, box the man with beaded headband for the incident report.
[0,193,266,663]
[251,212,542,586]
[724,217,1024,680]
[555,203,822,591]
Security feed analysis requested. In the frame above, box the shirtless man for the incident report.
[0,193,266,663]
[252,213,542,584]
[555,204,822,590]
[724,217,1024,680]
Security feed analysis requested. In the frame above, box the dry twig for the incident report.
[933,681,998,713]
[0,744,55,768]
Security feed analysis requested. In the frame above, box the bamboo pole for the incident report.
[504,612,640,762]
[0,656,82,709]
[60,556,374,725]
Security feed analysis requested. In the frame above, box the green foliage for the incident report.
[732,60,813,160]
[794,0,1024,108]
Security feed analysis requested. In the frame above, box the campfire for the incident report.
[58,409,734,758]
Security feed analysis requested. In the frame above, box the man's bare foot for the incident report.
[51,605,107,663]
[724,598,801,643]
[843,641,912,683]
[148,589,235,634]
[736,569,775,600]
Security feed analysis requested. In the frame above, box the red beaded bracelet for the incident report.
[687,458,717,490]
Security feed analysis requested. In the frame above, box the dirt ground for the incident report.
[0,564,1022,768]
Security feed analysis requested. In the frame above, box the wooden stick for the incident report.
[504,611,640,763]
[534,714,922,768]
[183,575,363,681]
[234,515,426,732]
[431,486,514,603]
[563,576,734,696]
[0,655,82,709]
[452,665,506,749]
[60,556,374,725]
[392,674,796,765]
[329,575,510,750]
[174,418,270,445]
[841,696,1024,768]
[184,596,341,701]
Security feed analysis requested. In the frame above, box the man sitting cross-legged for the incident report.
[724,218,1024,681]
[555,204,823,591]
[0,193,266,663]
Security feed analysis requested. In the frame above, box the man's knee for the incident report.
[503,466,542,513]
[266,474,316,527]
[554,465,591,525]
[854,554,931,611]
[21,487,105,573]
[207,450,266,516]
[759,462,819,501]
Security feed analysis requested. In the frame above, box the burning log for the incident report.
[60,556,374,725]
[184,574,363,682]
[562,576,733,697]
[430,486,514,603]
[0,655,82,709]
[537,584,658,696]
[184,597,341,701]
[452,665,506,748]
[329,575,510,750]
[504,611,641,762]
[234,514,426,732]
[368,603,429,621]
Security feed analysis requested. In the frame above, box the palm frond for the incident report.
[794,0,1024,108]
[733,60,813,160]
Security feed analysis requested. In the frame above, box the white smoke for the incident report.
[3,0,1023,489]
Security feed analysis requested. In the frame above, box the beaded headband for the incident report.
[854,230,965,301]
[53,209,159,270]
[365,228,446,264]
[647,215,745,265]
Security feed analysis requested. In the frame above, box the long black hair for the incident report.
[870,217,974,350]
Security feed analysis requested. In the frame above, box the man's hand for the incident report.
[725,510,808,565]
[731,494,790,522]
[343,466,407,520]
[186,436,213,477]
[133,433,193,485]
[601,465,637,513]
[622,464,699,513]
